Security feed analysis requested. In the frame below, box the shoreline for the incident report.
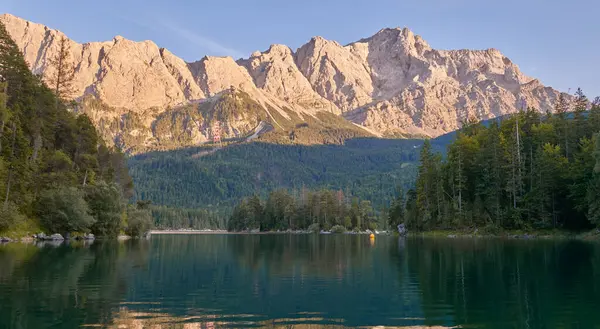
[149,229,229,235]
[3,229,599,243]
[408,229,600,241]
[148,228,600,240]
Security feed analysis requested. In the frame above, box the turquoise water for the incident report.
[1,234,600,328]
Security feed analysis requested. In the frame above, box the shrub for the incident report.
[125,207,153,237]
[86,181,124,237]
[307,223,320,233]
[37,187,95,234]
[0,202,26,232]
[330,225,346,234]
[480,224,501,235]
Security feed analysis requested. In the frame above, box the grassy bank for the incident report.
[0,219,42,241]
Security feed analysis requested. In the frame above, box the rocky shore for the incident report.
[0,232,142,244]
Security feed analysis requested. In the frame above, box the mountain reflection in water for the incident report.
[1,234,599,328]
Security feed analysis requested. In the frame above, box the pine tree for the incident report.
[46,36,76,104]
[415,140,435,230]
[573,88,590,143]
[588,134,600,227]
[477,121,504,227]
[589,97,600,134]
[0,82,9,153]
[553,93,571,158]
[568,138,595,225]
[0,21,34,100]
[388,185,405,228]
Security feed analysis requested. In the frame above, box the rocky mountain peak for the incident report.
[0,13,570,152]
[266,44,293,55]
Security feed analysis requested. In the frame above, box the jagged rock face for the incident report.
[295,37,374,112]
[188,56,257,97]
[2,13,193,110]
[160,48,205,101]
[298,28,566,137]
[239,44,339,114]
[1,14,569,151]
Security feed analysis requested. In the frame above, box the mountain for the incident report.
[0,13,569,153]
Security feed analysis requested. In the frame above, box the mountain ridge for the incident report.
[0,13,570,152]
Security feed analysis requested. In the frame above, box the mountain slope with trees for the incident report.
[0,20,150,238]
[128,138,452,228]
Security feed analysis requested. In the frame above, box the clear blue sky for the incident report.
[2,0,599,97]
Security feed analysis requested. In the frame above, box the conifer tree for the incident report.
[573,88,589,143]
[46,36,76,104]
[590,97,600,130]
[388,185,405,228]
[587,134,600,227]
[553,93,571,158]
[415,140,435,230]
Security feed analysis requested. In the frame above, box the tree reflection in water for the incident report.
[1,235,599,328]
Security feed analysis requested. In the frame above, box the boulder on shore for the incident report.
[397,224,407,236]
[0,236,12,242]
[83,233,95,240]
[49,234,64,241]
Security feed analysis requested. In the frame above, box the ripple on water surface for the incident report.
[1,235,600,328]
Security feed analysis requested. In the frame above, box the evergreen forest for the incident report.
[129,139,446,228]
[396,91,600,232]
[227,189,379,232]
[0,21,151,238]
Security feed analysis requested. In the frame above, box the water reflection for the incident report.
[0,236,599,328]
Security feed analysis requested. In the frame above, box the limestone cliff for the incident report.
[0,14,569,152]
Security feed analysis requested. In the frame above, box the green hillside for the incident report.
[128,138,446,219]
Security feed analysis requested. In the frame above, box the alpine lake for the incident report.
[1,234,599,329]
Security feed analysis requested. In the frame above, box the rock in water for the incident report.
[397,224,407,236]
[83,233,95,240]
[49,234,64,241]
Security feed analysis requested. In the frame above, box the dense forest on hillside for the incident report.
[399,91,600,232]
[129,139,446,216]
[0,22,150,238]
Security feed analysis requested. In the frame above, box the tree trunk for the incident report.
[4,121,17,210]
[31,130,42,163]
[0,119,5,153]
[458,148,463,217]
[512,154,517,209]
[83,169,88,186]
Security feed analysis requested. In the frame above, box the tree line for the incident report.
[150,204,226,230]
[228,189,380,232]
[0,21,151,237]
[392,90,600,232]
